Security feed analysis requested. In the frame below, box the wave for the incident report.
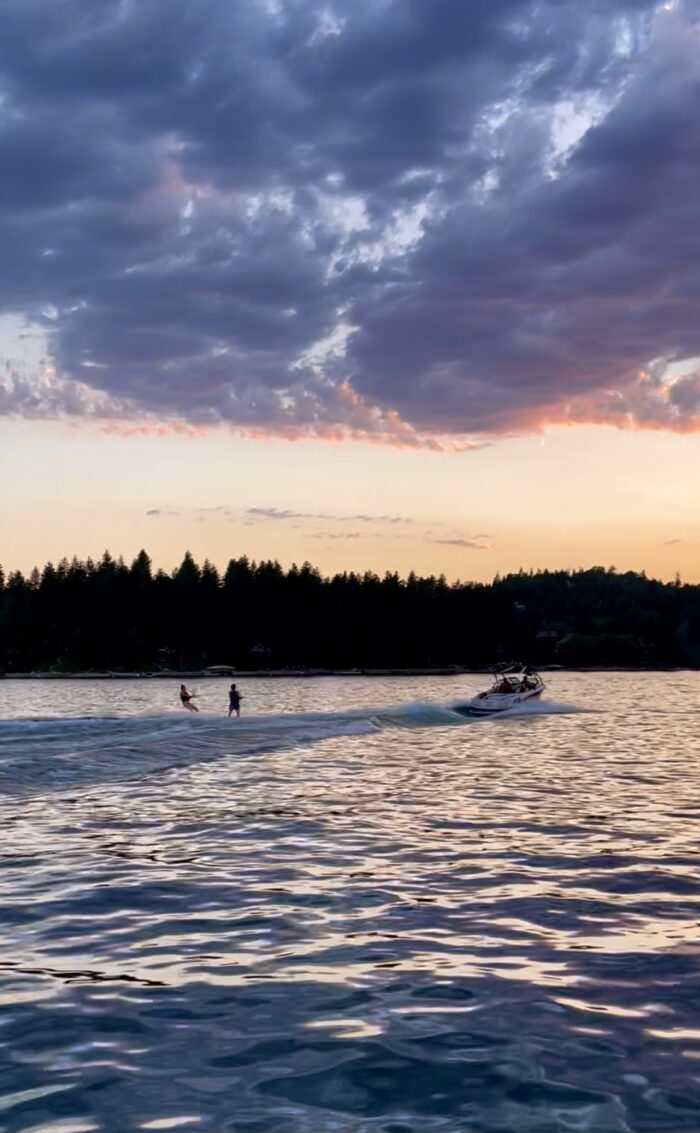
[473,698,584,717]
[0,699,579,797]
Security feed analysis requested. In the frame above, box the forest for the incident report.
[0,550,699,672]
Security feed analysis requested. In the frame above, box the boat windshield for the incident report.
[491,669,540,692]
[491,674,517,691]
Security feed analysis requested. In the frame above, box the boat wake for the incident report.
[0,699,580,797]
[450,697,583,719]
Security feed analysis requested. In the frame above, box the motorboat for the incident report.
[455,664,545,717]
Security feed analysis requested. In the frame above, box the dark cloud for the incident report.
[2,0,700,442]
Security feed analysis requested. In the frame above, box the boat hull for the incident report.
[456,687,544,717]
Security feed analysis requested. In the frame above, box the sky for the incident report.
[1,0,699,582]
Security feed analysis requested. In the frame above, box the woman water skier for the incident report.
[180,684,199,712]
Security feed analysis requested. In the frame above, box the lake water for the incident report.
[0,672,699,1133]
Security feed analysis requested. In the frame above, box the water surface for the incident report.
[0,672,699,1132]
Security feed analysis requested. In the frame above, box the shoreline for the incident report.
[2,667,474,680]
[0,665,694,679]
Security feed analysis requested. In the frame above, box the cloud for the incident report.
[144,503,414,524]
[432,538,493,550]
[2,0,700,442]
[305,531,362,540]
[246,507,411,524]
[247,508,304,522]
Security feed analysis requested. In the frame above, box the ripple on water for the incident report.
[0,672,699,1131]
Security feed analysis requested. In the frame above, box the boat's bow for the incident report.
[454,665,545,716]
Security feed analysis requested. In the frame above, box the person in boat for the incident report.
[498,676,511,693]
[521,667,538,690]
[228,683,243,718]
[180,684,199,712]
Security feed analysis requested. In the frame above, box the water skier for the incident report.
[228,683,243,718]
[180,684,199,712]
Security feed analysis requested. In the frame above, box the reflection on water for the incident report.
[0,672,699,1131]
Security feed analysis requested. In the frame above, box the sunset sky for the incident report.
[2,0,699,582]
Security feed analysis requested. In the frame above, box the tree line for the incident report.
[0,550,698,672]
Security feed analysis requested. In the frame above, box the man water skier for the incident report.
[228,683,243,718]
[180,684,199,712]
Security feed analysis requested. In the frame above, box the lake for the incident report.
[0,672,699,1132]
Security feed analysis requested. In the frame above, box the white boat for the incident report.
[456,664,545,717]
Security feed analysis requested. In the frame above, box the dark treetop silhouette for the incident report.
[0,551,698,673]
